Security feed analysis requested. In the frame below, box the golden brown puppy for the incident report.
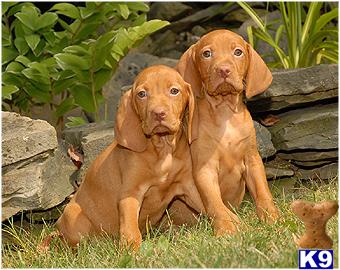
[176,29,279,235]
[56,65,204,249]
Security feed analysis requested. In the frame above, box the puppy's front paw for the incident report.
[256,201,279,224]
[213,214,240,236]
[120,230,142,251]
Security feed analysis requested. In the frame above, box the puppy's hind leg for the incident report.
[56,202,93,247]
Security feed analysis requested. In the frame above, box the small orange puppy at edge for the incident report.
[42,65,205,251]
[176,29,279,236]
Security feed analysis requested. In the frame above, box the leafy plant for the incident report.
[238,2,338,68]
[2,2,169,127]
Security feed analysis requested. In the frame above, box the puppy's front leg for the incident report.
[244,145,279,223]
[194,166,240,235]
[119,189,146,250]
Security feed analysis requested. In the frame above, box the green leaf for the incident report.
[55,97,75,117]
[2,85,19,100]
[65,116,87,128]
[2,23,11,46]
[314,8,339,34]
[43,31,56,46]
[37,12,58,30]
[63,45,91,56]
[22,67,50,85]
[5,62,25,73]
[2,71,23,87]
[14,37,29,55]
[14,6,39,31]
[2,2,18,15]
[94,69,112,91]
[50,3,80,19]
[7,2,34,16]
[55,53,90,71]
[54,77,75,94]
[2,47,18,64]
[69,83,96,112]
[25,81,52,103]
[118,4,130,19]
[25,34,40,52]
[15,55,31,66]
[126,2,149,12]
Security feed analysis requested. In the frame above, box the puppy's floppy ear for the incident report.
[184,82,198,144]
[245,43,273,99]
[114,89,147,152]
[176,44,203,98]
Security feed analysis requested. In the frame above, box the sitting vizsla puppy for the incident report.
[56,65,204,249]
[176,29,279,235]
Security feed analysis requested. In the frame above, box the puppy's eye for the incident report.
[170,87,180,96]
[137,90,147,99]
[234,48,243,57]
[202,50,212,58]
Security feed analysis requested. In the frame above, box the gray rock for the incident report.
[2,112,58,166]
[170,4,232,33]
[2,149,75,220]
[100,52,177,122]
[254,121,276,158]
[25,203,67,222]
[296,163,338,180]
[149,2,192,21]
[292,160,333,167]
[277,150,338,162]
[2,113,75,221]
[264,159,294,180]
[268,177,297,194]
[62,122,115,186]
[247,64,338,112]
[268,103,338,151]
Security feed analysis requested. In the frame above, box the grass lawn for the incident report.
[2,177,338,268]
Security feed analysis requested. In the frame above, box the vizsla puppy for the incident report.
[176,29,279,235]
[56,65,204,249]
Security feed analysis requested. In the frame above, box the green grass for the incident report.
[2,177,338,268]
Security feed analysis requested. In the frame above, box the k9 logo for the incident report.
[299,250,333,269]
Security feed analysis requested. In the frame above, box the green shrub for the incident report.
[239,2,338,68]
[2,2,168,127]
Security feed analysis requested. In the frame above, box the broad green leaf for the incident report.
[22,67,50,85]
[118,4,130,19]
[55,97,75,117]
[63,45,91,56]
[50,3,80,19]
[25,81,51,103]
[2,23,11,46]
[5,61,25,73]
[15,55,31,66]
[2,47,18,64]
[2,71,23,86]
[2,85,19,100]
[43,31,56,46]
[126,2,149,12]
[55,53,90,71]
[73,23,98,42]
[14,6,39,31]
[70,83,96,112]
[54,77,75,94]
[136,19,170,35]
[65,116,87,128]
[94,69,112,91]
[27,62,49,77]
[7,2,34,16]
[2,2,18,15]
[37,12,58,30]
[25,34,40,52]
[57,18,73,32]
[14,37,29,55]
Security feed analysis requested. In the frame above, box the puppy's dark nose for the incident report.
[217,65,231,78]
[152,109,166,121]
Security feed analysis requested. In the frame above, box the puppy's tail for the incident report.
[37,231,62,254]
